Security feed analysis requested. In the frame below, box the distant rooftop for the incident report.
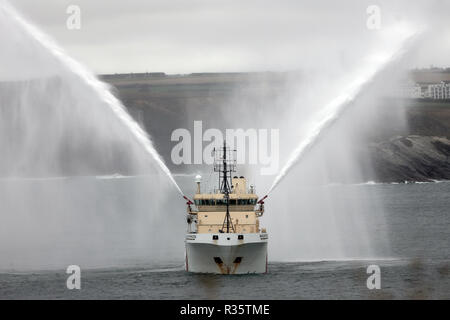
[411,69,450,84]
[99,71,296,86]
[100,72,166,79]
[99,68,450,86]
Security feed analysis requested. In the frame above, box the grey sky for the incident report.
[9,0,450,74]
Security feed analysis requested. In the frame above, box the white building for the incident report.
[397,80,423,99]
[396,81,450,99]
[427,81,450,99]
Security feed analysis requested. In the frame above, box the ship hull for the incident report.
[185,233,268,274]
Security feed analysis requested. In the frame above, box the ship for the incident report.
[183,141,268,274]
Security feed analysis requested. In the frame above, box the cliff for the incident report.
[370,136,450,182]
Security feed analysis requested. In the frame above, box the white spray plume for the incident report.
[0,0,184,197]
[267,24,423,195]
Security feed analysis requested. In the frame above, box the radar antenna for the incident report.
[213,140,236,233]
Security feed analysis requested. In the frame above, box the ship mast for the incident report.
[214,140,236,233]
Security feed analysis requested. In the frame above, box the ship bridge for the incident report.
[189,176,264,234]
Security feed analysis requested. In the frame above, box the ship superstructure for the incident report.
[184,142,268,274]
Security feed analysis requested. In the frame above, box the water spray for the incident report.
[0,1,185,197]
[266,26,423,196]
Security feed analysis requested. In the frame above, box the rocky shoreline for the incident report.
[370,135,450,183]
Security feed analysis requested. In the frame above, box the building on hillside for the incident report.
[396,80,450,100]
[397,80,423,99]
[427,81,450,99]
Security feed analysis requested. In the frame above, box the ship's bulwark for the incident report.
[186,233,268,274]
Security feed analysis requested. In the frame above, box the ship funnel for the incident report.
[195,175,202,194]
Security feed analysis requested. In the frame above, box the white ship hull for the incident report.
[185,233,268,274]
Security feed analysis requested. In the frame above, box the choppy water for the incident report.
[0,181,449,299]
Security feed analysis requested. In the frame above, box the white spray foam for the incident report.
[0,1,184,196]
[268,25,421,195]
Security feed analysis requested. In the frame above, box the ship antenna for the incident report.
[214,140,236,233]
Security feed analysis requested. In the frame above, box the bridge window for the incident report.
[196,199,257,205]
[238,199,255,205]
[196,199,217,205]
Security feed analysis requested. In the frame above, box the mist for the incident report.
[0,0,447,270]
[0,1,183,270]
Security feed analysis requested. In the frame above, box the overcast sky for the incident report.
[7,0,450,74]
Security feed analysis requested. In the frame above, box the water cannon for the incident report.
[257,195,268,204]
[255,195,267,217]
[183,195,193,205]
